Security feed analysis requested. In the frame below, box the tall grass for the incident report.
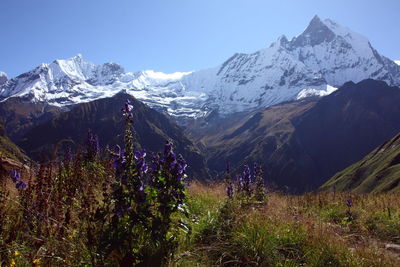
[176,184,400,266]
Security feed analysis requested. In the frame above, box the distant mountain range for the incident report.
[1,16,400,120]
[196,79,400,192]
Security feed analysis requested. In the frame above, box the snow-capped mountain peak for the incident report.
[0,72,7,86]
[290,15,369,50]
[1,16,400,119]
[290,15,336,47]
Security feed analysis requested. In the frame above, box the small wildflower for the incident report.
[121,99,134,119]
[33,258,42,266]
[134,149,148,174]
[10,170,20,182]
[9,170,27,189]
[16,181,27,189]
[240,165,252,197]
[226,182,234,198]
[346,199,352,208]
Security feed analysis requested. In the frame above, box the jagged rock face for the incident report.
[291,16,337,47]
[286,17,400,87]
[0,72,7,86]
[1,16,400,119]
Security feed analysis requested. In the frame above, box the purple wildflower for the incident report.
[346,199,352,208]
[226,182,234,199]
[9,170,27,189]
[16,181,27,189]
[237,174,243,191]
[164,141,173,158]
[10,170,20,183]
[121,99,134,119]
[241,165,252,196]
[175,155,187,182]
[134,149,148,174]
[112,145,128,183]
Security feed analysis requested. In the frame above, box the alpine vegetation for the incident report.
[0,100,399,266]
[0,100,189,266]
[227,163,266,202]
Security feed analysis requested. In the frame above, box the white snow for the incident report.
[395,60,400,66]
[296,85,337,99]
[140,70,192,80]
[1,16,400,119]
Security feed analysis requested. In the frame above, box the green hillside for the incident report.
[0,121,28,163]
[321,133,400,193]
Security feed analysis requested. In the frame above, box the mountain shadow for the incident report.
[199,79,400,192]
[18,93,210,180]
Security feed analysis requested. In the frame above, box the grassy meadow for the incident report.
[2,179,400,266]
[175,182,400,266]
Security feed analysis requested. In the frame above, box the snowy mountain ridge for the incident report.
[1,16,400,118]
[0,72,7,86]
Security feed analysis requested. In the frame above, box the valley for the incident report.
[1,11,400,266]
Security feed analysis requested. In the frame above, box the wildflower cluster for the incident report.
[103,99,189,265]
[10,170,26,189]
[343,198,354,224]
[0,99,189,266]
[148,141,189,243]
[225,162,266,202]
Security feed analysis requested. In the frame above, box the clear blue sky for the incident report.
[1,0,399,77]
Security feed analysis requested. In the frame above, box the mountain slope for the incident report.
[1,16,400,119]
[199,79,400,192]
[17,93,209,179]
[0,97,64,141]
[0,119,30,179]
[0,120,29,164]
[321,133,400,193]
